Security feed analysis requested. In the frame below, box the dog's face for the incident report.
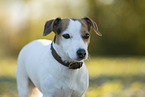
[43,17,102,62]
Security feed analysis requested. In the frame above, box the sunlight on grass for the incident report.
[85,57,145,97]
[0,57,145,97]
[0,58,17,77]
[86,57,145,77]
[86,81,123,97]
[0,57,18,97]
[86,81,145,97]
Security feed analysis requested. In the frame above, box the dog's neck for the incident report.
[51,42,83,69]
[52,42,70,62]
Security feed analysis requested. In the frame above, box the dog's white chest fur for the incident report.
[17,39,89,97]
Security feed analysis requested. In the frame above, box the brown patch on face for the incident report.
[79,19,90,44]
[55,19,70,44]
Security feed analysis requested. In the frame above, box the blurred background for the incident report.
[0,0,145,97]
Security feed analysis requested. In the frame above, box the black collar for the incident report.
[51,43,83,69]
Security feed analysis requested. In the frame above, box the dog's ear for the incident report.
[82,17,102,36]
[43,17,61,36]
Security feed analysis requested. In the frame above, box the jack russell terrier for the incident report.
[16,17,102,97]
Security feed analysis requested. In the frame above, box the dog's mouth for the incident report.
[67,55,87,62]
[63,57,85,69]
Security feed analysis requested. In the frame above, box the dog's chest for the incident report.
[50,67,88,97]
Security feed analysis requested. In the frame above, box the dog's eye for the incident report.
[82,33,90,39]
[62,34,70,39]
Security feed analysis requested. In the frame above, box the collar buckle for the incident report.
[69,62,83,69]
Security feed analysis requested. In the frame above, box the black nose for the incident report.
[77,49,86,59]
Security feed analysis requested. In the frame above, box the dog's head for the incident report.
[43,17,102,62]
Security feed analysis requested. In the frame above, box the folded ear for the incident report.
[43,17,61,36]
[82,17,102,36]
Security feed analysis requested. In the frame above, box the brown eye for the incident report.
[62,34,70,39]
[82,33,90,39]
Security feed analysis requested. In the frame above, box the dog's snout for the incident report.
[77,49,86,59]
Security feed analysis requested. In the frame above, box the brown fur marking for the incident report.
[55,19,70,44]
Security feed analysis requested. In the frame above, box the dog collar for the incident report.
[50,43,83,69]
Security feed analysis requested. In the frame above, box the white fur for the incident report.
[16,19,89,97]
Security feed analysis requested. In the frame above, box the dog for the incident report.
[16,17,102,97]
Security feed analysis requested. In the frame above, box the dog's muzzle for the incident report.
[51,43,83,69]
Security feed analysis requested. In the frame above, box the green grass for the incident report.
[0,57,18,97]
[85,57,145,97]
[0,57,145,97]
